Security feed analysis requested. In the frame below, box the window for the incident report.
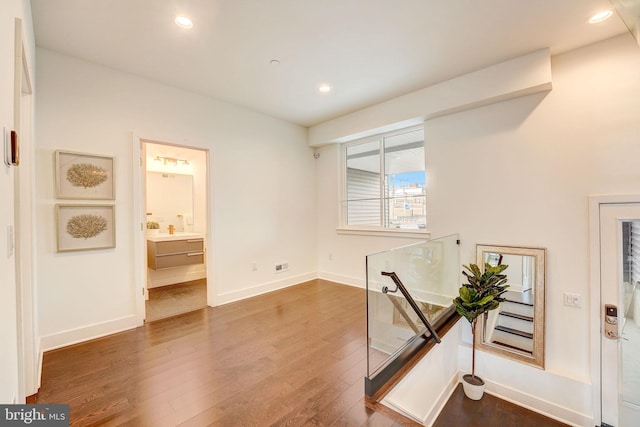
[342,126,426,231]
[622,220,640,285]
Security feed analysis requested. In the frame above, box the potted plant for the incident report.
[146,221,160,236]
[453,262,509,400]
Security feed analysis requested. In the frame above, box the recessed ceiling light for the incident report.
[588,10,613,24]
[175,15,194,29]
[317,83,332,94]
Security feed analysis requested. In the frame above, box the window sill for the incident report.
[336,227,430,239]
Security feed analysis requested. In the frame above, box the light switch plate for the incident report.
[7,225,14,257]
[564,292,582,307]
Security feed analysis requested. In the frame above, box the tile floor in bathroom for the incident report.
[145,279,207,322]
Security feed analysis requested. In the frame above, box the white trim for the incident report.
[382,321,462,425]
[215,272,317,306]
[483,379,591,426]
[132,134,214,317]
[339,125,426,231]
[14,16,39,401]
[336,227,429,239]
[316,271,364,288]
[36,350,43,392]
[131,133,146,325]
[457,339,593,426]
[40,315,139,352]
[588,194,640,427]
[422,373,460,427]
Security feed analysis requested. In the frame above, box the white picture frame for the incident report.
[55,150,114,200]
[56,204,115,252]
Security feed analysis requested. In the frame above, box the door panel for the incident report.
[600,203,640,427]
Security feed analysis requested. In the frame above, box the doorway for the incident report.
[591,199,640,427]
[13,17,38,401]
[141,141,209,322]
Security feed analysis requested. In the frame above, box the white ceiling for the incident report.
[30,0,629,127]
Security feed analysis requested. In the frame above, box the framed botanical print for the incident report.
[55,151,114,200]
[56,204,115,252]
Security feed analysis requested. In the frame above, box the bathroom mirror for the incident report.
[475,244,546,369]
[146,171,194,233]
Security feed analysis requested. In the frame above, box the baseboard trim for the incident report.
[317,271,364,288]
[423,372,460,427]
[381,321,461,425]
[484,379,593,427]
[215,272,317,305]
[382,371,459,426]
[40,315,139,352]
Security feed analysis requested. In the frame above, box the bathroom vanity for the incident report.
[147,233,205,270]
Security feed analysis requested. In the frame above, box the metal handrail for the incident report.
[381,271,441,343]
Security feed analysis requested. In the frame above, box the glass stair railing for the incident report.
[365,234,460,397]
[380,271,441,343]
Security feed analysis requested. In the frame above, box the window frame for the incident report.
[338,125,428,238]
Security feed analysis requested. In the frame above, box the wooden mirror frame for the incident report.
[475,244,546,369]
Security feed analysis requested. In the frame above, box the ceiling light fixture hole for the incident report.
[317,83,332,94]
[588,10,613,24]
[175,16,194,29]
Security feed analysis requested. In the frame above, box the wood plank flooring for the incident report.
[36,280,415,426]
[36,279,567,426]
[432,384,568,427]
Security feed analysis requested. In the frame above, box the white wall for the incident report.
[0,0,35,404]
[315,34,640,423]
[35,48,317,350]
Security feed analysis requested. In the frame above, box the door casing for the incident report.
[589,194,640,425]
[131,135,214,324]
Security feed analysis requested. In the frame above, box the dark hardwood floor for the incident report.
[36,280,415,426]
[36,279,567,426]
[432,384,568,427]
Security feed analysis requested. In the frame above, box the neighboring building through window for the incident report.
[343,126,426,230]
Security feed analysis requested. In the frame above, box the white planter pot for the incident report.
[462,374,485,400]
[146,229,159,236]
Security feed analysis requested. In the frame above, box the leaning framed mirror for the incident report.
[475,244,546,369]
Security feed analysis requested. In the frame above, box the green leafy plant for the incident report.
[453,262,509,383]
[146,221,160,230]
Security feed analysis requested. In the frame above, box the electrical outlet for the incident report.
[251,262,257,271]
[328,252,333,261]
[275,262,289,273]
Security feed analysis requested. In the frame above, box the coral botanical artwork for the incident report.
[56,151,114,199]
[56,204,115,252]
[66,214,108,239]
[66,163,109,189]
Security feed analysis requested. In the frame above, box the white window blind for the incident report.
[343,126,426,230]
[632,221,640,285]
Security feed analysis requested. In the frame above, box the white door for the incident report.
[600,203,640,427]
